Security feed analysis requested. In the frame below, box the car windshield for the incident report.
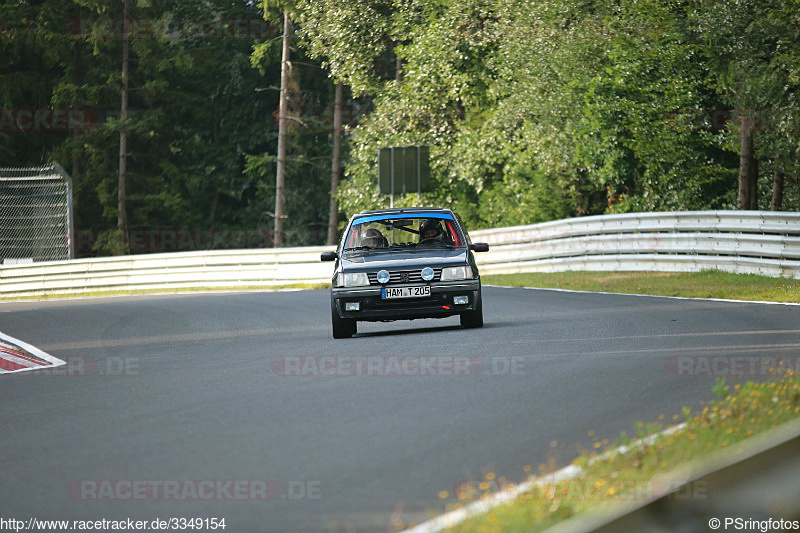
[342,214,464,251]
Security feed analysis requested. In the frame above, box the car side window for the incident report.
[445,220,460,246]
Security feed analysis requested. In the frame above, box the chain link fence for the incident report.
[0,163,74,264]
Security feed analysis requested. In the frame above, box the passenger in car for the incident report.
[361,228,387,248]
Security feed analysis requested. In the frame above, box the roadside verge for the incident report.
[410,367,800,532]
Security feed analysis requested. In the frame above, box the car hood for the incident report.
[340,248,468,270]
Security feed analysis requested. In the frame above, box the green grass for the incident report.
[483,270,800,303]
[0,282,331,301]
[433,370,800,532]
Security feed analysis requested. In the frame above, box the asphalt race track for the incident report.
[1,287,799,532]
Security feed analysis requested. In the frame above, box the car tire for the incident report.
[460,291,483,329]
[331,300,357,339]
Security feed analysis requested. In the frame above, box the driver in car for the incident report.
[418,218,453,245]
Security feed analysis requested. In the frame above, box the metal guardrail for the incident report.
[470,210,800,278]
[1,211,798,297]
[0,247,333,297]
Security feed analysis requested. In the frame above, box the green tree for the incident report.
[690,0,800,210]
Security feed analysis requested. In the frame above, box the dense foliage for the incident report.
[1,0,338,253]
[300,0,799,228]
[1,0,798,254]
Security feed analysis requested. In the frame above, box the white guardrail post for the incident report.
[1,211,799,297]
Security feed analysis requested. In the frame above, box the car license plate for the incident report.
[382,286,431,299]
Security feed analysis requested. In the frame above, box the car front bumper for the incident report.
[331,280,481,321]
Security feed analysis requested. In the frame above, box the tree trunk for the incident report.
[749,156,759,210]
[327,82,343,246]
[118,1,130,247]
[273,12,291,248]
[737,113,758,210]
[209,188,219,230]
[71,29,82,225]
[771,170,784,211]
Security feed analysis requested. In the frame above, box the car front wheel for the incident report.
[331,299,357,339]
[460,291,483,328]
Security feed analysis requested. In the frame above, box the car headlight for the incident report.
[337,272,370,287]
[440,265,472,281]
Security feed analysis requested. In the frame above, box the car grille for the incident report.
[368,268,442,285]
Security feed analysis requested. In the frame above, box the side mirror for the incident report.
[320,251,338,262]
[470,243,489,252]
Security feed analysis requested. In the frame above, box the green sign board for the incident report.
[378,146,430,195]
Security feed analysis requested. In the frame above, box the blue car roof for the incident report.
[351,212,454,225]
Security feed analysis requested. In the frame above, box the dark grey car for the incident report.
[321,207,489,338]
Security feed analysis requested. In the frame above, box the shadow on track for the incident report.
[351,320,511,338]
[353,324,463,338]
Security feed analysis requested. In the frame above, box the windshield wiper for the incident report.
[417,242,456,248]
[343,246,371,252]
